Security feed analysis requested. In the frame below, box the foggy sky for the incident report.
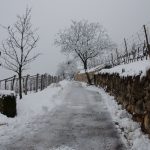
[0,0,150,79]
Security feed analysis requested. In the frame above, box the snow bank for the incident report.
[0,90,15,98]
[86,85,150,150]
[99,60,150,77]
[0,80,69,144]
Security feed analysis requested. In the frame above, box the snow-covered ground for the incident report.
[0,80,69,146]
[98,60,150,77]
[85,84,150,150]
[1,80,150,150]
[0,80,125,150]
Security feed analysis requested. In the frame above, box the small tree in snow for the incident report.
[1,8,40,99]
[57,60,78,80]
[55,20,112,84]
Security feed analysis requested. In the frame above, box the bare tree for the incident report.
[1,8,40,99]
[55,20,112,84]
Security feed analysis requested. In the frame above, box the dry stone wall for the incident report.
[75,72,95,84]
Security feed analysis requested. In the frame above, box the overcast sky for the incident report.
[0,0,150,79]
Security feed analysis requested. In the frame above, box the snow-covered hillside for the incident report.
[99,60,150,77]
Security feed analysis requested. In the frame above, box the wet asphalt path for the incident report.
[2,82,126,150]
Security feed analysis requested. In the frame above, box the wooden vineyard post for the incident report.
[5,79,7,90]
[11,75,16,91]
[43,74,45,89]
[143,25,150,58]
[52,76,54,83]
[44,74,47,88]
[30,77,32,92]
[48,75,51,86]
[25,75,29,95]
[124,38,128,63]
[41,75,43,91]
[15,78,18,93]
[36,74,39,92]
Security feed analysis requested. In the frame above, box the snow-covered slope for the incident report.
[99,60,150,77]
[0,80,69,144]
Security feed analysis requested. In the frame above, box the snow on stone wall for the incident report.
[98,60,150,78]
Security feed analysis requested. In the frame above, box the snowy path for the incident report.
[0,82,125,150]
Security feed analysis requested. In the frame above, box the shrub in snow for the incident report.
[0,92,17,117]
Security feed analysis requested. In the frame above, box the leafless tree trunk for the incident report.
[83,61,92,85]
[1,7,40,99]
